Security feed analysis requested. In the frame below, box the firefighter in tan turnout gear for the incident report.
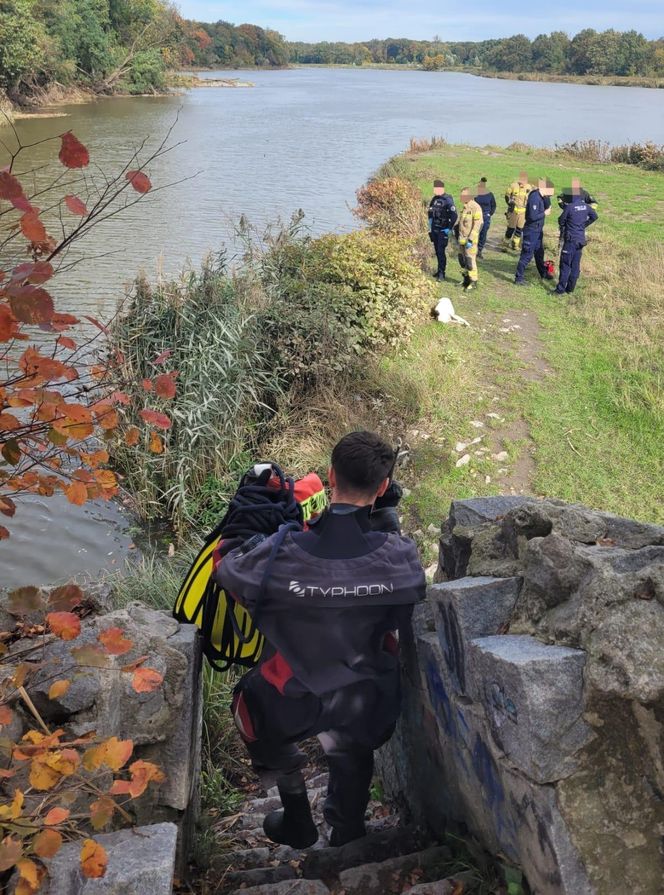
[457,188,483,292]
[503,171,532,251]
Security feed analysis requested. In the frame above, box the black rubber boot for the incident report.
[263,774,318,849]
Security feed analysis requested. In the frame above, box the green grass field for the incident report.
[373,144,663,526]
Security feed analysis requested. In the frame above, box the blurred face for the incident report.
[477,182,487,194]
[518,171,528,185]
[571,178,581,195]
[539,177,555,197]
[461,190,472,204]
[433,185,444,196]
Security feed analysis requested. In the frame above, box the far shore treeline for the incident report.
[1,0,663,107]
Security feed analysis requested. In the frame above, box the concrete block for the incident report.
[44,823,177,894]
[468,635,592,783]
[429,577,521,694]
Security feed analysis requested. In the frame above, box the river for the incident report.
[1,67,663,588]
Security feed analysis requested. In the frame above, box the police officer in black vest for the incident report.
[428,179,458,280]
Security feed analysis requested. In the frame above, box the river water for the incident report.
[2,67,663,588]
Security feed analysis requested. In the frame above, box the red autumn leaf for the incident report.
[33,829,63,859]
[19,212,48,245]
[111,391,130,405]
[139,409,171,430]
[98,627,133,656]
[142,378,153,391]
[125,170,151,193]
[0,706,14,726]
[0,414,21,431]
[48,583,84,611]
[59,132,90,169]
[11,261,54,285]
[80,839,107,879]
[58,336,77,350]
[64,195,88,215]
[109,759,164,799]
[0,526,10,540]
[0,171,24,201]
[153,348,172,365]
[47,611,81,641]
[132,667,163,694]
[9,287,54,325]
[44,807,70,826]
[11,196,36,215]
[0,305,21,342]
[154,372,177,399]
[149,431,163,454]
[124,426,140,446]
[51,312,80,331]
[65,481,88,506]
[0,496,16,517]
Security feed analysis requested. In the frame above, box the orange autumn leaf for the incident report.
[48,680,71,700]
[48,583,84,611]
[124,426,140,446]
[29,755,60,791]
[58,336,77,350]
[0,526,9,541]
[109,759,165,799]
[83,736,133,773]
[32,828,63,859]
[59,132,90,169]
[0,705,14,726]
[90,796,115,831]
[98,627,133,656]
[80,839,108,879]
[47,611,81,641]
[65,481,88,506]
[44,807,70,825]
[132,667,163,694]
[149,431,163,454]
[15,857,44,894]
[19,212,48,245]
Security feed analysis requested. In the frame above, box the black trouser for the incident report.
[430,230,449,276]
[233,666,396,836]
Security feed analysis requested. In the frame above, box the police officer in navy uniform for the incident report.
[554,186,598,295]
[514,178,555,285]
[474,177,496,258]
[428,179,458,280]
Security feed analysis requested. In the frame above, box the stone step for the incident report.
[301,825,426,879]
[228,880,330,895]
[338,845,453,895]
[212,846,271,871]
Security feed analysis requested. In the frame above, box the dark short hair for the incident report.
[480,176,488,182]
[331,431,395,495]
[433,179,444,187]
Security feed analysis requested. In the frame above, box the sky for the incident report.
[174,1,664,43]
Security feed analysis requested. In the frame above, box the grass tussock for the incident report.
[408,136,447,154]
[555,139,664,171]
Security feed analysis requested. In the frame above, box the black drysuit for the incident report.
[216,503,425,837]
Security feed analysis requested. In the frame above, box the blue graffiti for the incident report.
[472,734,518,858]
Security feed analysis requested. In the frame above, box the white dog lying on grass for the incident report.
[431,297,470,326]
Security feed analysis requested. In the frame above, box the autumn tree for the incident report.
[0,117,181,539]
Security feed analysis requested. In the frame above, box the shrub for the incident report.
[110,256,279,527]
[354,176,427,240]
[260,230,436,391]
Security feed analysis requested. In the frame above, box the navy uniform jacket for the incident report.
[475,191,497,220]
[428,194,458,233]
[558,200,598,246]
[523,190,551,231]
